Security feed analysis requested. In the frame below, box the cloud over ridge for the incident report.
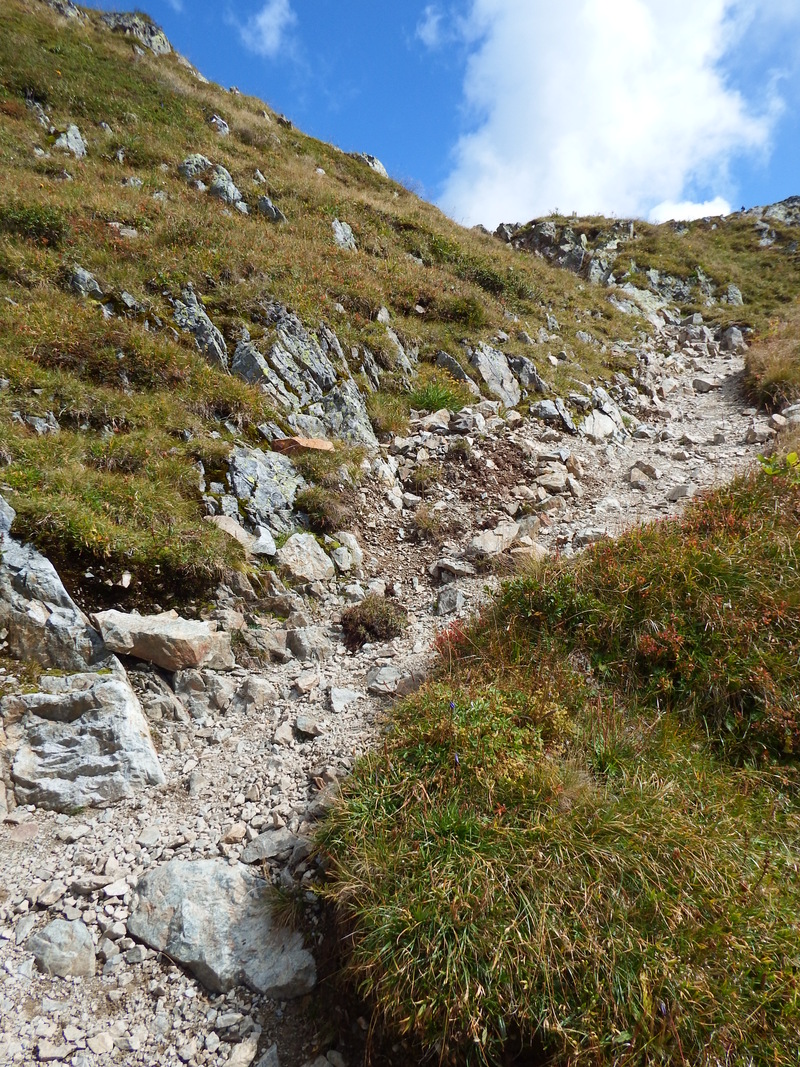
[438,0,791,227]
[237,0,296,59]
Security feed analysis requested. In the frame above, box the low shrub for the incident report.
[0,200,68,246]
[294,485,352,534]
[340,593,406,650]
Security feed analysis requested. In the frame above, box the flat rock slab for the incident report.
[94,609,234,671]
[8,661,165,811]
[127,859,316,997]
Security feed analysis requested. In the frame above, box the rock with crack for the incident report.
[0,505,103,670]
[27,919,96,978]
[276,534,335,583]
[173,286,228,370]
[101,12,172,54]
[127,859,316,996]
[507,355,551,394]
[227,445,306,534]
[7,659,165,811]
[93,609,234,671]
[205,515,276,557]
[320,379,378,448]
[467,343,521,407]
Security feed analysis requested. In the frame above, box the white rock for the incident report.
[276,534,335,582]
[94,609,234,671]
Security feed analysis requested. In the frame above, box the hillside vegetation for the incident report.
[0,0,638,609]
[3,4,800,1067]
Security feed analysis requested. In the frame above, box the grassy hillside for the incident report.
[322,462,800,1066]
[0,0,638,609]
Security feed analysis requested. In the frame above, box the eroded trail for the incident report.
[0,317,778,1067]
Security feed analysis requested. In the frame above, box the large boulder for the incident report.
[179,154,212,182]
[173,286,228,371]
[54,124,87,158]
[276,534,334,583]
[27,920,95,978]
[0,509,103,671]
[8,660,165,811]
[227,446,306,534]
[332,219,356,251]
[468,343,521,407]
[127,859,316,997]
[93,609,234,671]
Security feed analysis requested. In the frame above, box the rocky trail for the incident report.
[0,310,790,1067]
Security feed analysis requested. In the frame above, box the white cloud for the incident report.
[439,0,796,228]
[238,0,296,58]
[165,0,183,11]
[416,5,443,48]
[649,197,732,223]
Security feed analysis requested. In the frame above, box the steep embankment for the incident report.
[1,3,800,1067]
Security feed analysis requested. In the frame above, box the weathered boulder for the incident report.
[468,343,521,407]
[208,165,242,205]
[227,445,306,534]
[435,351,480,397]
[276,534,334,583]
[179,154,212,181]
[27,920,95,978]
[127,859,316,996]
[54,124,86,158]
[286,626,333,662]
[467,520,520,559]
[174,669,236,720]
[8,660,165,811]
[67,264,103,299]
[101,12,172,54]
[581,410,617,442]
[507,355,550,394]
[332,219,356,251]
[173,286,228,370]
[351,153,388,178]
[93,610,234,671]
[0,514,102,671]
[257,196,287,224]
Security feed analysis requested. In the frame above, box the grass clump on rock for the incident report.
[320,468,800,1066]
[340,594,407,650]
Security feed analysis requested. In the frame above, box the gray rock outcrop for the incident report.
[54,124,87,158]
[173,286,228,370]
[101,12,172,55]
[351,153,388,178]
[8,660,165,810]
[208,165,242,206]
[178,154,212,181]
[468,343,521,407]
[320,379,378,448]
[93,609,234,671]
[227,445,306,534]
[257,197,287,224]
[127,859,316,997]
[0,506,103,671]
[332,219,356,251]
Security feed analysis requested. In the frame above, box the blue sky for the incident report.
[84,1,800,227]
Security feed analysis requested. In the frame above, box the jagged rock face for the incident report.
[351,153,388,178]
[54,124,87,158]
[227,445,306,534]
[320,378,378,448]
[0,519,103,671]
[40,0,83,20]
[127,859,316,997]
[173,286,228,370]
[7,660,165,811]
[100,12,172,55]
[468,342,521,408]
